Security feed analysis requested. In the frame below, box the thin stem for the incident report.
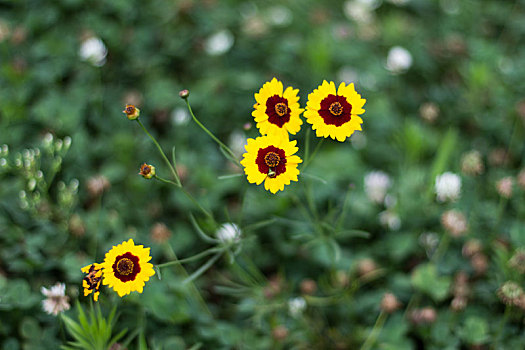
[493,305,511,349]
[183,251,223,285]
[154,175,180,187]
[302,138,325,170]
[156,247,223,268]
[184,99,240,167]
[360,311,387,350]
[154,175,214,220]
[304,128,311,163]
[136,119,181,186]
[431,233,451,264]
[163,244,213,317]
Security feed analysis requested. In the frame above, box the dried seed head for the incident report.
[471,253,488,275]
[69,214,86,237]
[150,222,172,244]
[357,258,378,277]
[380,292,402,313]
[496,176,513,198]
[272,325,288,341]
[451,296,467,312]
[462,239,483,258]
[419,102,439,123]
[87,175,110,197]
[441,210,468,237]
[300,278,317,295]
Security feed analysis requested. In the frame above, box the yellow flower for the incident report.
[240,134,302,194]
[252,78,304,138]
[101,239,155,297]
[81,263,103,302]
[304,81,366,142]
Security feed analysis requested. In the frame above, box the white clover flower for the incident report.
[379,210,401,230]
[204,30,234,56]
[41,283,70,316]
[386,46,413,74]
[364,171,391,204]
[79,36,107,67]
[435,172,461,202]
[216,223,241,243]
[288,297,306,317]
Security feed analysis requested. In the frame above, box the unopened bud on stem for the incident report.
[179,89,190,99]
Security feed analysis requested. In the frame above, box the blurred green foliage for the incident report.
[1,0,525,348]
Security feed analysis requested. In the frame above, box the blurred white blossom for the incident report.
[288,297,306,317]
[229,130,248,158]
[41,283,70,316]
[386,46,413,74]
[205,30,234,56]
[216,223,241,243]
[435,172,461,202]
[379,210,401,230]
[171,107,190,126]
[343,0,375,24]
[79,36,107,67]
[364,171,391,204]
[266,6,293,27]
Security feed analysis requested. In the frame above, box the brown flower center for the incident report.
[124,105,136,115]
[329,102,343,116]
[264,152,280,168]
[112,252,141,282]
[116,258,134,275]
[274,102,288,117]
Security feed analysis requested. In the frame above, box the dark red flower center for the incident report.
[112,252,141,282]
[319,94,352,126]
[256,146,287,178]
[266,95,291,127]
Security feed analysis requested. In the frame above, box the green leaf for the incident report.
[458,316,489,345]
[411,263,451,302]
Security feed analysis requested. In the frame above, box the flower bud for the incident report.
[139,163,156,179]
[123,104,140,120]
[179,89,190,99]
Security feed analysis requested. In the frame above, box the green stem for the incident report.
[431,233,451,264]
[154,175,214,220]
[156,247,224,268]
[493,305,511,349]
[163,244,213,317]
[304,128,311,163]
[136,119,181,186]
[302,138,325,170]
[183,251,223,285]
[184,99,240,167]
[360,311,387,350]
